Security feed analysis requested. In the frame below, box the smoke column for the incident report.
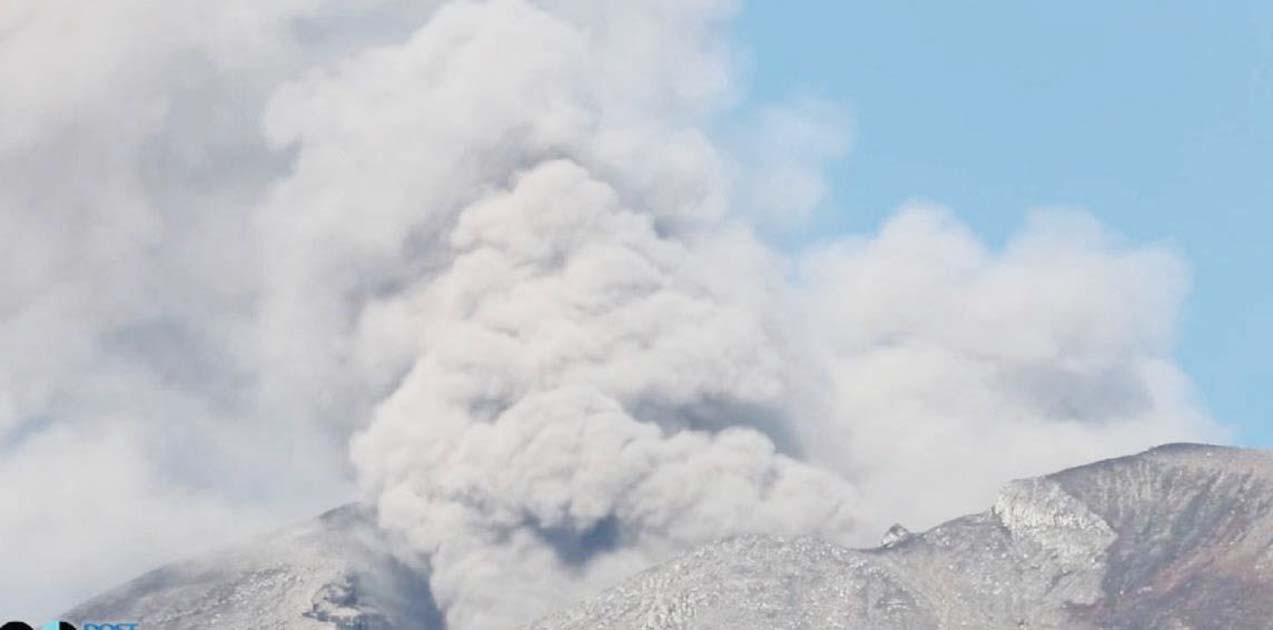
[0,0,1220,624]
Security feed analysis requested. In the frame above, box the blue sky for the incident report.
[734,2,1273,447]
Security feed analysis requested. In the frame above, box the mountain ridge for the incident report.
[64,504,441,630]
[529,443,1273,630]
[65,443,1273,630]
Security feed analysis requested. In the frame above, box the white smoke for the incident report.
[0,0,1222,625]
[0,0,442,617]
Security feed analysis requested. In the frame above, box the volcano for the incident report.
[68,444,1273,630]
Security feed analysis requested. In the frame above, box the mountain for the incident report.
[64,505,442,630]
[67,444,1273,629]
[528,443,1273,630]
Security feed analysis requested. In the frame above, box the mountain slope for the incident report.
[64,505,441,630]
[528,444,1273,630]
[65,444,1273,630]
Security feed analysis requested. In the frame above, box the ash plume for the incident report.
[0,0,1221,625]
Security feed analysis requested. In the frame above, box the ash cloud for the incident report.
[0,0,1222,625]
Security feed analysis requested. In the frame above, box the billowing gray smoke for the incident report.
[0,0,1221,626]
[348,157,860,627]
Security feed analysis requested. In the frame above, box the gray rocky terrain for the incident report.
[530,443,1273,630]
[65,504,440,630]
[68,443,1273,629]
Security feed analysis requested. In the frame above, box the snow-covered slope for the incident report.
[529,444,1273,630]
[67,444,1273,630]
[64,505,441,630]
